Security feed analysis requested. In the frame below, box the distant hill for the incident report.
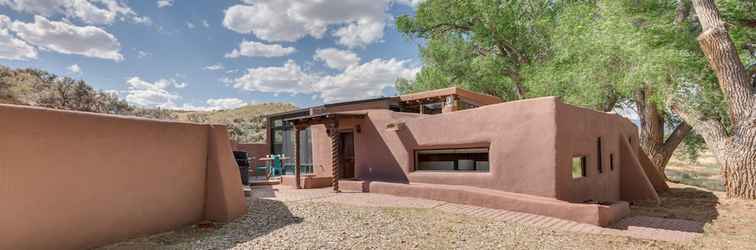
[1,65,297,143]
[175,103,297,143]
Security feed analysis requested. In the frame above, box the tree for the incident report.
[397,0,707,177]
[396,0,560,100]
[526,0,709,177]
[672,0,756,199]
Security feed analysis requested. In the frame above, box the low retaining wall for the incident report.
[0,104,247,249]
[368,181,628,226]
[281,175,332,189]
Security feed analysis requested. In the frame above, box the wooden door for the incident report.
[340,132,355,179]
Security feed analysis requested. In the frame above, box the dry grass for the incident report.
[666,151,723,191]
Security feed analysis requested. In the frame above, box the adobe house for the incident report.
[265,87,668,226]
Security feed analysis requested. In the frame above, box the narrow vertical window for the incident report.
[572,156,587,178]
[597,137,603,174]
[610,153,615,171]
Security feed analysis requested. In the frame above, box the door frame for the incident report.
[338,129,357,179]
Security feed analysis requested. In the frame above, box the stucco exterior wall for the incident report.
[0,104,246,250]
[554,102,630,202]
[309,97,561,198]
[305,97,659,204]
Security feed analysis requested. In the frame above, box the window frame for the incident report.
[413,147,490,172]
[572,155,588,179]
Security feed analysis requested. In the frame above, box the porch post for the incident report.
[327,121,341,192]
[294,123,302,189]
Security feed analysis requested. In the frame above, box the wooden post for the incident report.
[327,121,341,192]
[294,123,302,189]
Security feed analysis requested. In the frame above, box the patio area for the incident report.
[98,182,751,250]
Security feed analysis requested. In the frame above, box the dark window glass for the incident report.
[610,153,615,171]
[415,148,489,172]
[597,137,603,174]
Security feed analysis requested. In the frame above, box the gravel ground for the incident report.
[101,197,689,250]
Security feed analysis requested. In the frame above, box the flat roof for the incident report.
[399,87,502,105]
[267,87,502,118]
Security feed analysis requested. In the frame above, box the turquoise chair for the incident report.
[270,154,284,177]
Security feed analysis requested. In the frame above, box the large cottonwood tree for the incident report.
[672,0,756,199]
[397,0,707,177]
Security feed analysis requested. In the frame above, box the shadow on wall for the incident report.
[613,186,719,233]
[364,119,410,183]
[100,198,302,249]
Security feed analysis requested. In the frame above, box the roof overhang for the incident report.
[283,112,366,126]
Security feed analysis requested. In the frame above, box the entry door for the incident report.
[340,132,355,179]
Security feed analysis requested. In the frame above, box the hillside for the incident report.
[175,103,297,143]
[1,65,297,143]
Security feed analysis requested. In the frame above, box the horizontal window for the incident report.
[415,148,489,172]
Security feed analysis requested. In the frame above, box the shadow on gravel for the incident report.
[101,198,302,249]
[612,186,719,233]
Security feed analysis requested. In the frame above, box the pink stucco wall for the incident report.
[307,97,660,204]
[0,104,246,250]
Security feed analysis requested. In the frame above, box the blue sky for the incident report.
[0,0,424,110]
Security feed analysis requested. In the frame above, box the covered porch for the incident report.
[283,112,366,192]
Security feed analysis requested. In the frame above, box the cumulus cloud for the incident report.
[157,0,173,8]
[222,0,391,48]
[67,64,81,73]
[314,58,420,102]
[233,60,318,94]
[10,15,124,61]
[314,48,360,70]
[225,41,296,58]
[233,58,420,103]
[204,63,224,71]
[186,21,195,29]
[0,15,37,60]
[178,98,249,111]
[125,77,182,108]
[0,0,150,25]
[395,0,425,7]
[202,20,209,28]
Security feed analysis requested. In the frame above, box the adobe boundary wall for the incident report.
[0,104,247,249]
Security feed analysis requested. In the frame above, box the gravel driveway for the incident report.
[101,186,691,250]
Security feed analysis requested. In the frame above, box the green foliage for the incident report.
[396,0,562,100]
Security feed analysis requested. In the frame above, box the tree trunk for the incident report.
[635,87,692,178]
[677,0,756,199]
[720,144,756,199]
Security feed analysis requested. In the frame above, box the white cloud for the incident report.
[204,63,224,71]
[233,59,318,94]
[125,77,181,108]
[233,58,420,103]
[178,98,249,111]
[201,20,209,28]
[222,0,389,48]
[395,0,425,7]
[207,98,247,110]
[10,15,123,61]
[0,0,150,25]
[157,0,173,8]
[314,48,360,70]
[225,40,296,58]
[67,64,80,73]
[137,50,150,58]
[0,15,37,60]
[186,22,195,29]
[314,58,420,102]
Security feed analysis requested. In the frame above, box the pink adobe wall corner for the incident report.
[205,125,248,222]
[0,104,246,250]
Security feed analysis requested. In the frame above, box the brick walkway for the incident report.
[250,185,704,242]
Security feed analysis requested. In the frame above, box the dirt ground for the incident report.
[101,181,755,250]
